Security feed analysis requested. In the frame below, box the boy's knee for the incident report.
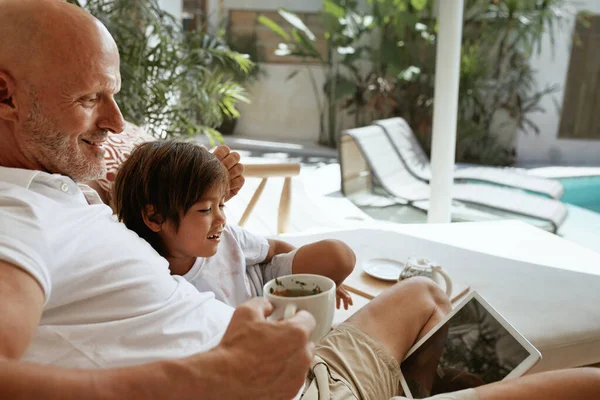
[398,277,452,313]
[320,240,356,271]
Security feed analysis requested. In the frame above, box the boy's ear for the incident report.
[0,71,19,122]
[142,205,164,232]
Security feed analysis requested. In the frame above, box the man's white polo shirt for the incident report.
[0,166,234,368]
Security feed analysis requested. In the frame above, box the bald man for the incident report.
[0,1,599,399]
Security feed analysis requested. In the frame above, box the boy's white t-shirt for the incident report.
[183,224,295,306]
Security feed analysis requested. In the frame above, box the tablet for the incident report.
[399,291,541,399]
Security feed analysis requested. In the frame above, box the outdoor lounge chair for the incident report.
[373,117,565,199]
[339,125,568,233]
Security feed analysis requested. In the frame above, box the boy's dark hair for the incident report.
[113,140,229,253]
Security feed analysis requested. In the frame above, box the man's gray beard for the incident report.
[22,100,107,182]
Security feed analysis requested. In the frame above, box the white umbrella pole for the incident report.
[427,0,465,224]
[206,0,220,32]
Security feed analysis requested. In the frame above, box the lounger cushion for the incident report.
[373,117,564,199]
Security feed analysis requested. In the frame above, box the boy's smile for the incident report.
[158,185,227,272]
[206,231,222,242]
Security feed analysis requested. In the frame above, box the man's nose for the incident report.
[98,96,126,134]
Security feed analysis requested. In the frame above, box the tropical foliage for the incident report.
[261,0,576,164]
[67,0,254,142]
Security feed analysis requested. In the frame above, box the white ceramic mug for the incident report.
[399,257,453,296]
[263,274,336,342]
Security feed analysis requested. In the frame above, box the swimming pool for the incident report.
[557,176,600,213]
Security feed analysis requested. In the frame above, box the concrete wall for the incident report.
[517,0,600,166]
[224,0,321,13]
[235,65,328,142]
[217,0,332,143]
[158,0,183,20]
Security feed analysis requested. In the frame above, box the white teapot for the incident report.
[399,257,453,296]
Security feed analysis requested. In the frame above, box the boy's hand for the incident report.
[336,285,353,310]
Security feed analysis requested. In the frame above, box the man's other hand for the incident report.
[213,145,245,201]
[215,298,316,399]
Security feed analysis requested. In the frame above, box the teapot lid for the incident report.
[407,257,441,268]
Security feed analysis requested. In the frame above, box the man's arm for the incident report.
[0,261,43,359]
[0,262,315,400]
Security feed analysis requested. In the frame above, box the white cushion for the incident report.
[278,221,600,372]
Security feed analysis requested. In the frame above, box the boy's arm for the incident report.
[262,239,356,285]
[288,240,356,285]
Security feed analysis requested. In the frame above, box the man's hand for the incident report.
[212,298,316,400]
[336,285,353,310]
[213,145,245,201]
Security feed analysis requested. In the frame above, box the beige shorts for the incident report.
[301,322,479,400]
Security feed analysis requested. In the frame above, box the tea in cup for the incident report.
[263,274,336,342]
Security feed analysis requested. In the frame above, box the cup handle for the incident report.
[432,266,453,297]
[283,303,298,320]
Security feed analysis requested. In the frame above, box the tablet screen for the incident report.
[400,296,531,398]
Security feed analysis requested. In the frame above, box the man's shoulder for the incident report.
[0,184,53,240]
[0,180,45,209]
[0,166,41,189]
[0,166,49,208]
[0,167,85,212]
[0,173,68,228]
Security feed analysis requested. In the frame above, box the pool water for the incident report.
[557,176,600,213]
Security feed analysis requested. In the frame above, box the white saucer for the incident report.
[361,258,404,282]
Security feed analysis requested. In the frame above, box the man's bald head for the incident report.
[0,0,125,180]
[0,0,118,86]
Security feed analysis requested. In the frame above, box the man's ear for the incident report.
[0,71,18,122]
[142,205,164,232]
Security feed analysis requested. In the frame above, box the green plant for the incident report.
[455,0,570,164]
[67,0,253,143]
[262,0,575,163]
[259,0,374,147]
[368,0,574,165]
[225,30,264,85]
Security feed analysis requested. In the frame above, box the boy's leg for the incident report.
[308,277,451,400]
[346,276,451,362]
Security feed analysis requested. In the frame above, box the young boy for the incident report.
[113,140,355,309]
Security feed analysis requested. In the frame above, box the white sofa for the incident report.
[277,220,600,373]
